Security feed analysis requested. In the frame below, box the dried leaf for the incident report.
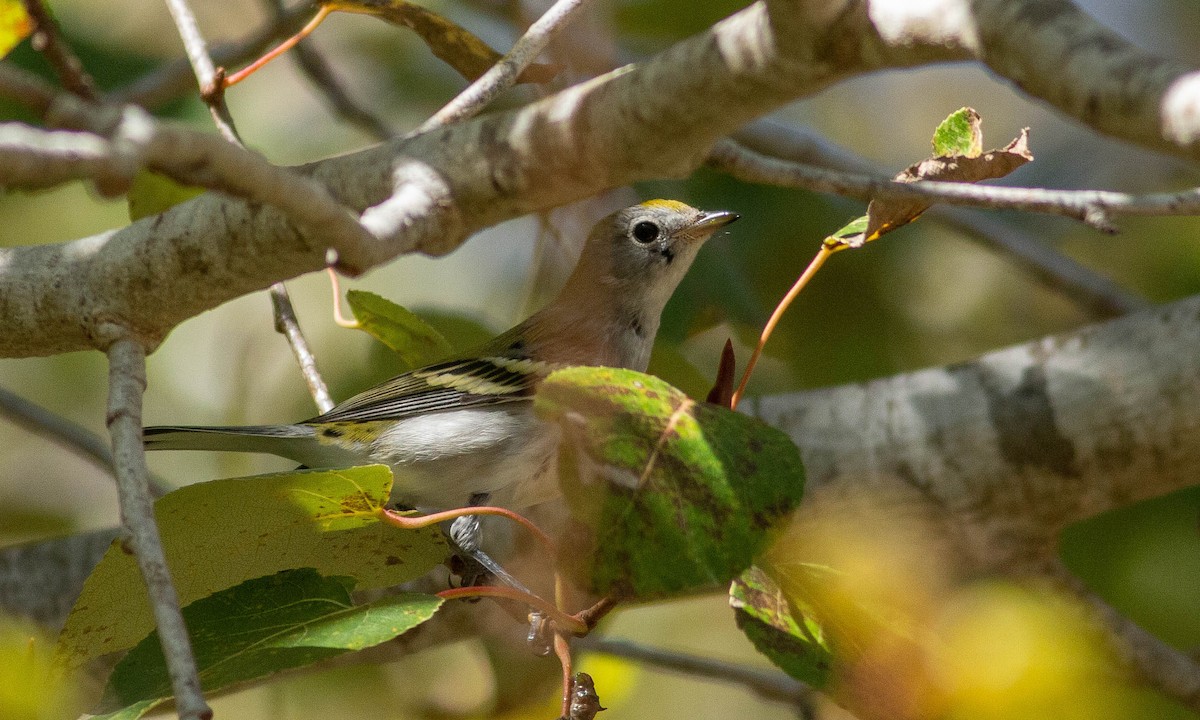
[331,0,557,83]
[864,121,1032,241]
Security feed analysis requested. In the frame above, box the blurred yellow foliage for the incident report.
[759,495,1141,720]
[489,653,639,720]
[0,616,81,720]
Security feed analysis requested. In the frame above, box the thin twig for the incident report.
[437,585,588,634]
[21,0,99,101]
[271,283,335,413]
[732,120,1150,318]
[223,4,332,89]
[146,0,338,411]
[162,0,218,91]
[0,385,112,470]
[1049,562,1200,713]
[417,0,589,131]
[710,138,1200,229]
[110,3,315,109]
[106,336,210,720]
[161,0,241,143]
[732,246,832,408]
[578,636,814,709]
[262,0,394,140]
[201,68,243,145]
[0,385,171,497]
[555,630,575,718]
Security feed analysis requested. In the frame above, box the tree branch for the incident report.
[110,2,314,109]
[21,0,99,101]
[731,120,1152,319]
[417,0,591,131]
[578,636,814,710]
[1048,561,1200,711]
[261,0,394,141]
[709,138,1200,231]
[750,294,1200,573]
[105,336,209,720]
[5,0,1197,359]
[164,0,336,414]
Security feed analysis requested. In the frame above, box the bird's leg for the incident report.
[447,492,533,594]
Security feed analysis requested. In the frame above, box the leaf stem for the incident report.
[731,245,832,408]
[382,505,557,560]
[436,585,587,635]
[223,4,333,88]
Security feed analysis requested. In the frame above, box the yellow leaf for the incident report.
[330,0,555,83]
[0,0,33,59]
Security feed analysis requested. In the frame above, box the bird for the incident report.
[144,200,739,517]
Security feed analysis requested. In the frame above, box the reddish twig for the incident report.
[382,504,558,559]
[436,585,587,635]
[555,631,575,717]
[223,4,333,88]
[731,245,832,408]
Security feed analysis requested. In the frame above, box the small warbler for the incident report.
[144,200,738,514]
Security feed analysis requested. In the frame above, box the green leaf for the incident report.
[830,215,868,240]
[127,169,204,221]
[94,569,441,717]
[535,367,805,599]
[731,566,833,687]
[59,465,447,667]
[0,0,32,59]
[824,214,870,250]
[89,699,158,720]
[346,289,453,369]
[931,107,983,158]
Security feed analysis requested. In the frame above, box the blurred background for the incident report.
[1,0,1199,717]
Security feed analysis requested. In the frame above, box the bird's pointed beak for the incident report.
[691,210,740,233]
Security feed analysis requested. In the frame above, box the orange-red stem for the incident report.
[437,585,588,635]
[382,504,557,558]
[224,4,333,88]
[731,245,832,409]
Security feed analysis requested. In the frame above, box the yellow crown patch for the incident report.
[639,199,693,213]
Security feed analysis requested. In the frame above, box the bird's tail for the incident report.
[143,424,315,457]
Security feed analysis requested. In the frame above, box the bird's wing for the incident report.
[306,354,555,424]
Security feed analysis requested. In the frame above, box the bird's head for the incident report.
[577,199,739,312]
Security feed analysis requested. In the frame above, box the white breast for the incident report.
[370,406,560,510]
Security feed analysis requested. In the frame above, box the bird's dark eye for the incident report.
[632,221,660,243]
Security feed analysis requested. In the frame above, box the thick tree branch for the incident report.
[749,295,1200,573]
[4,0,1197,359]
[0,0,820,358]
[0,529,118,629]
